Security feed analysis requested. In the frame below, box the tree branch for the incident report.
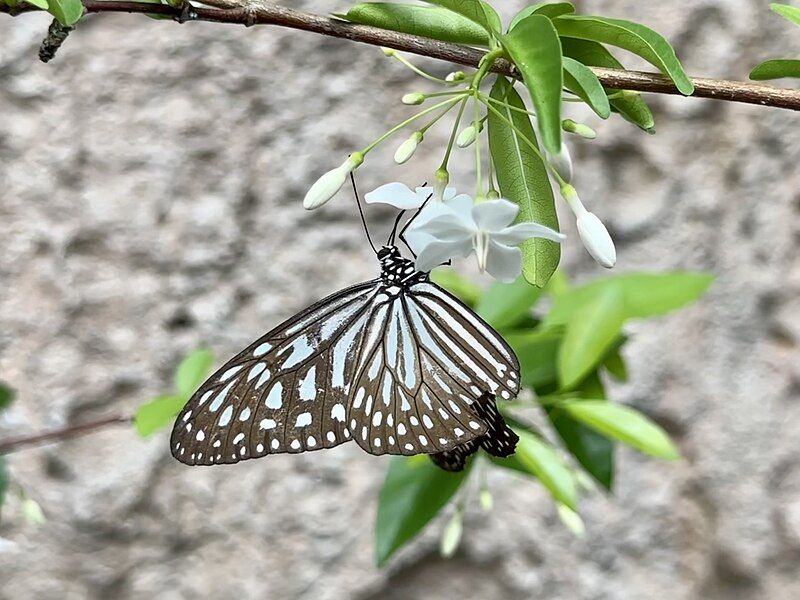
[0,414,131,455]
[2,1,800,111]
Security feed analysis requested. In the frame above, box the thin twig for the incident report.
[2,1,799,111]
[0,414,132,455]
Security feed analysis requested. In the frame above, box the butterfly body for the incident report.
[171,245,520,469]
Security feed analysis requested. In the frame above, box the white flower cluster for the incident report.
[365,183,565,283]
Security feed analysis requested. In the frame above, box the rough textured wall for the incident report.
[1,1,799,598]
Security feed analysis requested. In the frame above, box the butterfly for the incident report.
[171,189,521,471]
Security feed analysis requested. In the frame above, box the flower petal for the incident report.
[365,182,426,209]
[414,238,473,272]
[418,214,474,243]
[484,241,523,283]
[471,199,519,232]
[493,222,566,246]
[577,211,616,268]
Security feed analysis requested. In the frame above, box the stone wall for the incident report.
[1,1,799,598]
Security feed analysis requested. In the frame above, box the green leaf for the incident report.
[505,330,560,389]
[341,3,490,46]
[422,0,502,34]
[376,456,469,566]
[501,15,563,153]
[558,283,625,389]
[547,371,614,490]
[562,57,611,118]
[554,15,694,95]
[514,430,577,509]
[560,38,655,132]
[562,400,680,460]
[476,276,544,330]
[133,395,186,437]
[488,77,560,287]
[749,59,800,80]
[509,2,575,29]
[47,0,83,25]
[430,269,481,307]
[771,3,800,27]
[603,346,628,382]
[23,0,49,9]
[546,272,714,326]
[138,0,173,20]
[174,348,215,398]
[0,382,15,412]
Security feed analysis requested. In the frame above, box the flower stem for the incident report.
[439,96,469,171]
[361,95,466,155]
[473,92,483,197]
[390,51,449,84]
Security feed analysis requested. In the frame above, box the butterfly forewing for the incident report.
[170,246,522,467]
[171,280,381,465]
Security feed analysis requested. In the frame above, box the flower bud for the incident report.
[303,152,364,210]
[456,124,479,148]
[401,93,426,105]
[394,131,423,164]
[561,184,616,268]
[440,509,463,558]
[381,47,396,57]
[445,70,466,84]
[547,143,573,183]
[576,211,616,268]
[562,119,597,139]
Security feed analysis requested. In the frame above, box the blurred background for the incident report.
[1,0,799,598]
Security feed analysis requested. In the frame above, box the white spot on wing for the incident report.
[239,407,251,421]
[219,405,233,427]
[247,362,267,381]
[233,433,245,444]
[209,381,236,412]
[295,412,312,427]
[259,418,277,430]
[298,366,317,401]
[331,404,345,422]
[254,342,272,357]
[220,365,243,382]
[265,382,283,409]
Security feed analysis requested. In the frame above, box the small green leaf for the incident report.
[430,269,482,307]
[546,272,714,326]
[553,15,694,95]
[376,456,469,566]
[562,400,680,460]
[47,0,83,25]
[771,3,800,27]
[560,38,655,131]
[505,330,560,390]
[547,371,614,490]
[562,57,611,118]
[502,15,563,153]
[133,395,186,437]
[0,382,15,412]
[476,276,544,330]
[557,503,586,537]
[423,0,502,34]
[603,347,628,382]
[174,348,215,399]
[488,77,560,287]
[509,2,575,29]
[23,0,49,9]
[341,3,490,46]
[558,284,625,389]
[0,457,7,517]
[749,59,800,80]
[514,430,577,509]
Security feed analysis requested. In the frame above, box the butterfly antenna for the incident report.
[398,193,433,257]
[351,172,378,255]
[388,211,405,246]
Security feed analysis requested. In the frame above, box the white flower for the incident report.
[547,143,573,183]
[394,132,423,164]
[562,119,596,140]
[407,197,565,282]
[561,184,616,268]
[303,153,364,210]
[364,181,462,210]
